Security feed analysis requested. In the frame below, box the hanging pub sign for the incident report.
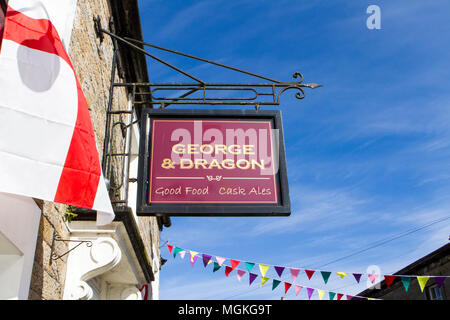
[136,109,290,216]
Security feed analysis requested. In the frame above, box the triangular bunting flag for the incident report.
[249,273,258,286]
[317,289,325,300]
[225,266,233,277]
[213,262,221,272]
[272,279,281,291]
[230,259,240,271]
[202,254,212,267]
[401,277,411,292]
[329,292,336,300]
[190,255,198,267]
[259,264,270,277]
[321,271,332,284]
[167,245,173,254]
[306,288,314,300]
[179,250,186,259]
[368,274,379,284]
[216,256,226,266]
[173,247,183,258]
[189,251,199,263]
[417,276,430,292]
[244,262,255,273]
[353,273,362,283]
[290,268,301,283]
[305,269,315,280]
[384,275,396,288]
[337,293,344,300]
[284,282,292,294]
[336,272,348,279]
[237,270,246,282]
[274,266,285,278]
[261,276,270,287]
[346,295,354,300]
[295,285,302,296]
[434,277,446,289]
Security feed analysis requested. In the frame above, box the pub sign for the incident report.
[136,109,290,216]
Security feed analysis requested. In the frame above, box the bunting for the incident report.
[245,262,255,273]
[249,273,258,286]
[259,264,270,277]
[272,279,281,291]
[237,270,246,282]
[166,243,449,296]
[290,268,301,283]
[321,271,332,284]
[417,276,430,292]
[261,276,270,287]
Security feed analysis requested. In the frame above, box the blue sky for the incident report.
[137,0,450,299]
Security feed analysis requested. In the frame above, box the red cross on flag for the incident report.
[0,0,114,225]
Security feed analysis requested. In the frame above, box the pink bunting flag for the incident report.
[216,256,226,266]
[368,274,379,284]
[295,285,302,296]
[179,251,186,259]
[346,295,354,300]
[237,270,246,282]
[290,268,300,283]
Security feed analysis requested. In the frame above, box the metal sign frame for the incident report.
[136,108,290,217]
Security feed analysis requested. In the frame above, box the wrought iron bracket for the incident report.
[49,231,93,265]
[93,16,321,110]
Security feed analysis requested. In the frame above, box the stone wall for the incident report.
[28,0,160,300]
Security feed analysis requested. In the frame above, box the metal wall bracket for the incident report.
[50,231,93,265]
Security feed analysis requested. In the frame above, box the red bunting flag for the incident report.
[167,245,173,254]
[284,282,292,294]
[225,266,233,277]
[230,259,240,271]
[305,269,316,280]
[337,293,344,300]
[384,275,396,288]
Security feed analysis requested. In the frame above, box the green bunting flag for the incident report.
[401,277,411,292]
[321,271,332,284]
[173,247,183,258]
[329,292,336,300]
[213,262,221,272]
[272,279,281,291]
[244,262,255,273]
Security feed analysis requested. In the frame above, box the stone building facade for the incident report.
[359,243,449,300]
[0,0,169,300]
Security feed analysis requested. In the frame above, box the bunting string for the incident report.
[166,244,449,295]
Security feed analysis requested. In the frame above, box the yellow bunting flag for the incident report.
[261,276,270,287]
[259,264,270,277]
[189,251,199,263]
[317,289,326,300]
[417,276,430,292]
[336,272,348,279]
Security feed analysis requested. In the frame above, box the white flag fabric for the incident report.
[0,0,114,225]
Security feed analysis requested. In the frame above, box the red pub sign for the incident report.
[137,109,290,216]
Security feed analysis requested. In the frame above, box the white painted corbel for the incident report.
[63,237,121,300]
